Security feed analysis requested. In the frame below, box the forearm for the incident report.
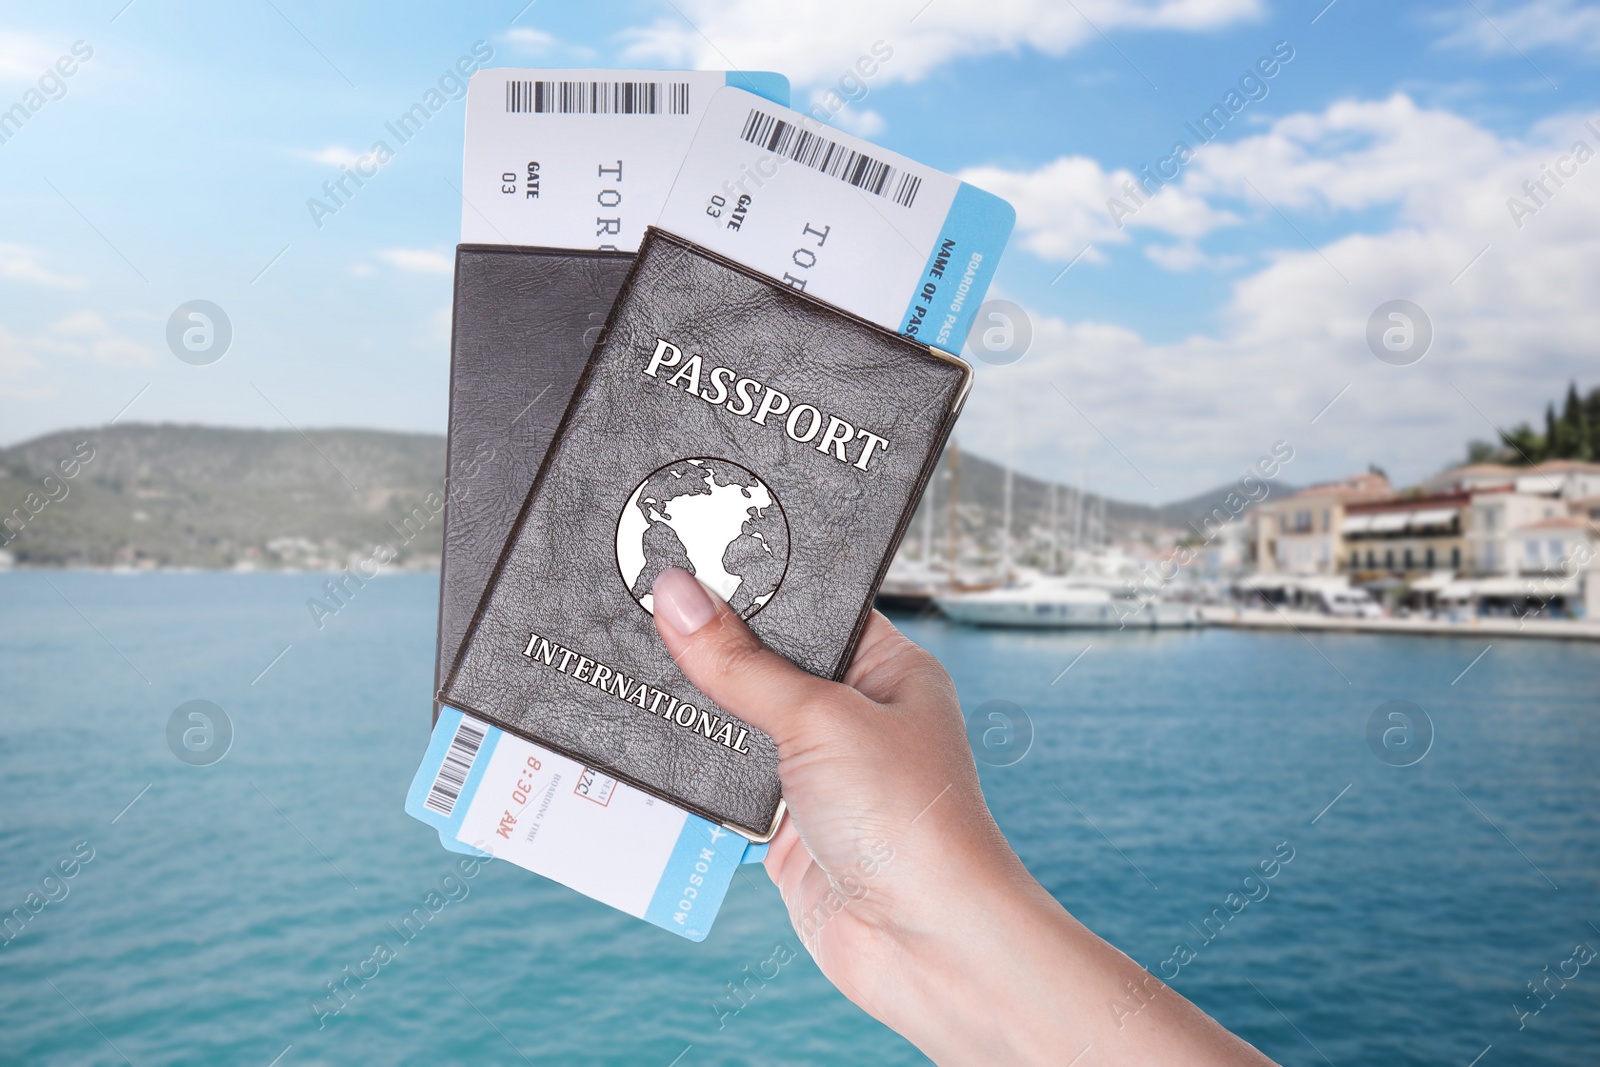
[650,587,1268,1063]
[880,845,1275,1066]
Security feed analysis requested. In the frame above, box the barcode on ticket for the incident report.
[738,108,922,208]
[505,79,691,115]
[424,718,487,816]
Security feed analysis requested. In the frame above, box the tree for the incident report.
[1499,422,1546,464]
[1491,381,1597,465]
[1560,382,1593,460]
[1465,440,1501,463]
[1587,385,1600,456]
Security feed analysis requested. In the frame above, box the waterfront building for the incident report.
[1341,492,1470,578]
[1359,460,1600,617]
[1417,463,1521,494]
[1422,459,1600,502]
[1245,459,1600,617]
[1514,460,1600,500]
[1255,472,1392,575]
[1466,487,1572,574]
[1193,514,1257,575]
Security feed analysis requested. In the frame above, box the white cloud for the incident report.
[502,27,558,53]
[52,310,155,366]
[1438,0,1600,57]
[954,96,1600,498]
[89,337,155,367]
[52,310,110,335]
[826,106,886,138]
[619,0,1262,87]
[0,310,154,396]
[497,26,594,60]
[0,324,47,399]
[1178,95,1510,220]
[380,248,453,274]
[0,243,84,288]
[961,94,1574,267]
[960,156,1238,260]
[300,145,365,168]
[1143,242,1245,271]
[0,30,56,83]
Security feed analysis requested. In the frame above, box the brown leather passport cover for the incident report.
[442,228,971,839]
[433,244,634,724]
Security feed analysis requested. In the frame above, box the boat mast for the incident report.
[1001,454,1013,578]
[1073,455,1085,559]
[947,440,960,578]
[1048,483,1058,574]
[920,475,934,565]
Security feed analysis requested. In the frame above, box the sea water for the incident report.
[1,572,1595,1065]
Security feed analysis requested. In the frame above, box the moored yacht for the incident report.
[934,562,1205,630]
[934,575,1121,628]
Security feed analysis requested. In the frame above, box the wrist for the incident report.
[874,827,1089,1064]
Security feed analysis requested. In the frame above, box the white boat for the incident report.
[875,558,945,611]
[919,449,1203,630]
[936,578,1117,628]
[934,574,1204,630]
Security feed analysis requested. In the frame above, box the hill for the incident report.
[906,446,1287,567]
[0,424,446,569]
[0,424,1279,569]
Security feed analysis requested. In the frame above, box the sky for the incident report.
[1,0,1597,505]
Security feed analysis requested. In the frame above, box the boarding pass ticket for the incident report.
[460,69,789,251]
[656,86,1015,354]
[407,708,761,941]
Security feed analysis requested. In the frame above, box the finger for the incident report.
[651,568,833,747]
[762,815,808,892]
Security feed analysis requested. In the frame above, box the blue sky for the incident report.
[2,0,1597,503]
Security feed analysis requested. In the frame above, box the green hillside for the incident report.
[1,423,1267,570]
[0,424,446,569]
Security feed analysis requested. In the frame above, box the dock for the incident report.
[1202,607,1600,642]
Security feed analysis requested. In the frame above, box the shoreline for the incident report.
[0,565,440,577]
[7,570,1597,641]
[1201,606,1600,642]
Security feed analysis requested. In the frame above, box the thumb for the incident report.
[650,567,832,749]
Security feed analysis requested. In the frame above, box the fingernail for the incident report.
[653,568,717,635]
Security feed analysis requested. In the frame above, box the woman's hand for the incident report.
[651,567,1274,1066]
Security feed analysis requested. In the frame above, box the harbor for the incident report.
[878,444,1600,640]
[1199,605,1600,642]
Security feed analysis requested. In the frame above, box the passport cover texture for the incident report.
[434,244,634,720]
[442,228,970,837]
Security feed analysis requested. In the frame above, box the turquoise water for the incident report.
[1,572,1597,1065]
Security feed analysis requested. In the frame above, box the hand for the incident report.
[651,568,1273,1066]
[652,568,1012,1004]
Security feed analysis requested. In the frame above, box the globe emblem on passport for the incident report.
[616,458,790,619]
